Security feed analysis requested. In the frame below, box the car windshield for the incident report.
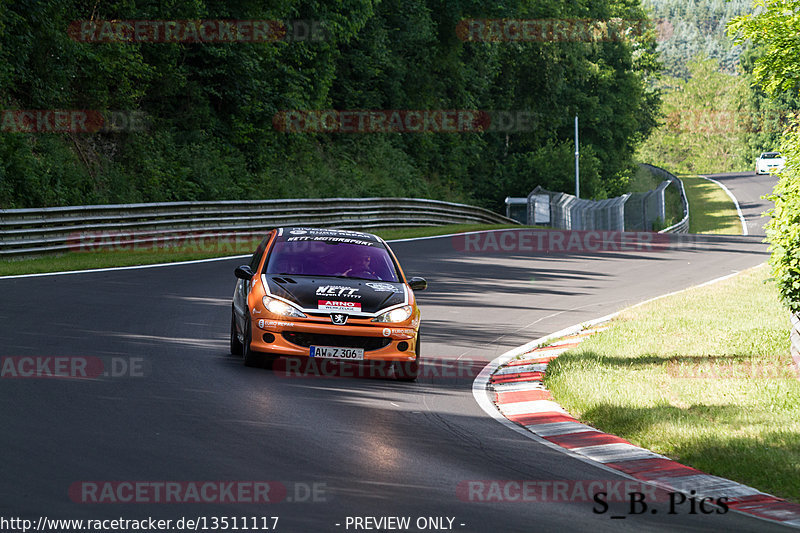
[265,240,400,282]
[763,152,781,159]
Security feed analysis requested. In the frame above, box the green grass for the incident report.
[544,264,800,502]
[681,176,742,234]
[0,224,526,277]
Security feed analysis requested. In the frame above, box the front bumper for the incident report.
[249,316,418,361]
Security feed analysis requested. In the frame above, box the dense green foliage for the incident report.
[731,1,800,312]
[633,0,798,174]
[762,134,800,312]
[642,0,752,78]
[635,56,751,173]
[0,0,660,211]
[738,47,800,159]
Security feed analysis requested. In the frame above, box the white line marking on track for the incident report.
[0,254,252,280]
[698,174,749,236]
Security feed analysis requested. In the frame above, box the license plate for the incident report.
[310,346,365,360]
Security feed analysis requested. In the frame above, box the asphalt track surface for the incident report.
[0,172,789,532]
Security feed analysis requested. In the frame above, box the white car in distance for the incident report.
[756,152,786,174]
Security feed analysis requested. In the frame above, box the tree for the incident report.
[730,1,800,312]
[635,56,750,174]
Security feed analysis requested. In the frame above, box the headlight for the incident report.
[372,305,412,323]
[262,296,306,318]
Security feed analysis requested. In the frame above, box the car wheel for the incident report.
[394,332,420,382]
[243,317,278,370]
[243,319,263,368]
[230,310,243,356]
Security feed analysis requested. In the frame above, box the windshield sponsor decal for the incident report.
[316,285,361,298]
[366,282,399,293]
[284,227,378,239]
[286,236,375,246]
[318,300,361,313]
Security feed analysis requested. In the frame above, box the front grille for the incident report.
[282,332,391,351]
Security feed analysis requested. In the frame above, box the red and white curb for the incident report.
[474,320,800,528]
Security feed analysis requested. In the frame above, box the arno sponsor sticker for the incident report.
[318,300,361,313]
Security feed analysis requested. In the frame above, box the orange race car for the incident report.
[231,227,427,380]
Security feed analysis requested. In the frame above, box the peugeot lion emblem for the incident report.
[331,313,348,325]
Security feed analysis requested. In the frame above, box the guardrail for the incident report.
[0,198,519,257]
[639,163,690,234]
[506,164,690,233]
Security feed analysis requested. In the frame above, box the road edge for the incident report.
[471,267,800,529]
[698,175,749,236]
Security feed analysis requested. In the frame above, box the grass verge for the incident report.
[681,176,742,234]
[0,224,525,277]
[544,264,800,502]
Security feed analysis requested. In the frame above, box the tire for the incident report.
[230,311,243,356]
[243,317,278,370]
[243,319,263,368]
[394,332,420,382]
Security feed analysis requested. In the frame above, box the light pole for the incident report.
[574,114,580,198]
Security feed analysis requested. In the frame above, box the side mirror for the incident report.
[234,265,255,280]
[408,277,427,291]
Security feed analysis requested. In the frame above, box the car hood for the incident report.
[263,275,406,315]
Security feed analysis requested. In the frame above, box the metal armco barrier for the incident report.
[640,163,690,234]
[0,198,518,257]
[505,163,689,233]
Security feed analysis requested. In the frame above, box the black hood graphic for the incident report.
[264,276,406,314]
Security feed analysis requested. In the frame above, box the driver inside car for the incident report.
[342,251,375,278]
